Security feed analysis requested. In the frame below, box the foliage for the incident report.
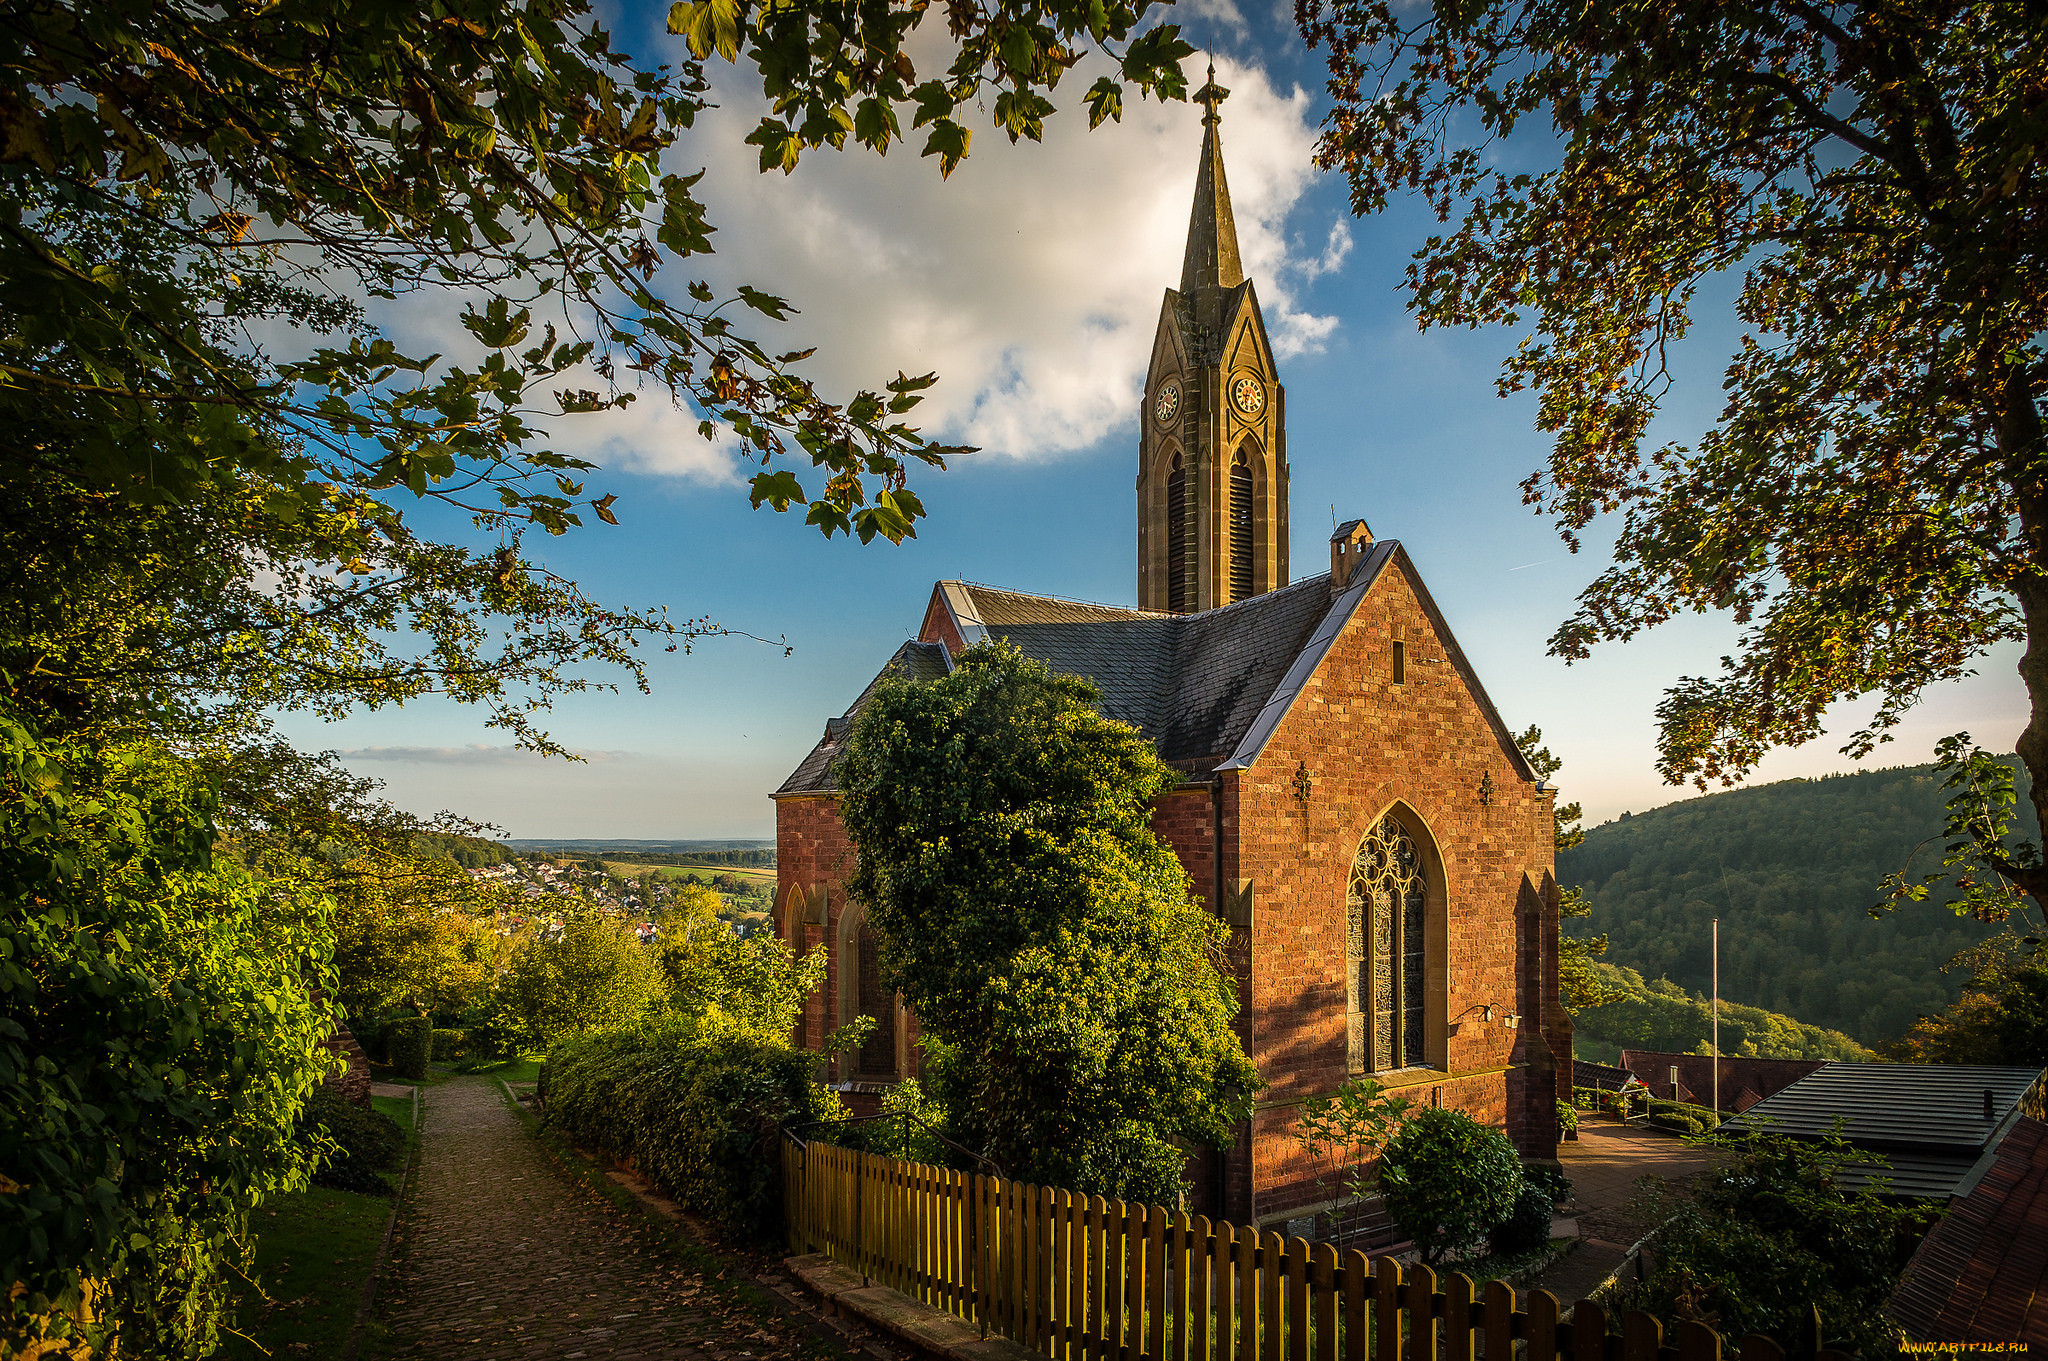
[1515,727,1619,1014]
[1302,0,2048,900]
[1555,1101,1577,1136]
[1880,735,2048,929]
[411,833,515,869]
[1886,929,2048,1066]
[431,1028,467,1062]
[0,715,335,1359]
[492,911,666,1051]
[1574,963,1869,1065]
[0,0,1204,738]
[1290,1077,1414,1207]
[836,642,1259,1203]
[386,1015,432,1081]
[1489,1181,1554,1258]
[1561,762,2008,1043]
[540,1023,841,1246]
[870,1078,959,1167]
[657,924,827,1043]
[1377,1109,1523,1265]
[299,1085,406,1196]
[1610,1132,1940,1355]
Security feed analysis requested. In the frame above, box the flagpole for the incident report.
[1712,917,1720,1116]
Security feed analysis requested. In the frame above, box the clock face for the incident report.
[1154,380,1181,425]
[1231,373,1266,416]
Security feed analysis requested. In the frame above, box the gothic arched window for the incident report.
[1167,453,1189,613]
[1346,815,1430,1071]
[854,920,897,1077]
[1228,451,1255,603]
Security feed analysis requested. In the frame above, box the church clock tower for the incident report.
[1137,66,1289,614]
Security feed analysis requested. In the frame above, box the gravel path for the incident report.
[374,1076,786,1360]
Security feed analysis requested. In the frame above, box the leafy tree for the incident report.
[1300,0,2048,904]
[1376,1108,1523,1265]
[1885,928,2048,1066]
[0,719,334,1358]
[658,925,828,1044]
[492,909,666,1050]
[836,642,1259,1203]
[1515,726,1618,1014]
[1610,1131,1940,1355]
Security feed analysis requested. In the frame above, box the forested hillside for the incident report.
[1559,760,2018,1045]
[1573,964,1871,1064]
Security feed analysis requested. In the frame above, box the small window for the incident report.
[1391,640,1406,685]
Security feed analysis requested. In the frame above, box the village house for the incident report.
[773,71,1568,1227]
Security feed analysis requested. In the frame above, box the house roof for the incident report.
[776,542,1540,797]
[774,640,951,796]
[1887,1116,2048,1342]
[1573,1059,1644,1091]
[1618,1051,1824,1108]
[1721,1062,2047,1199]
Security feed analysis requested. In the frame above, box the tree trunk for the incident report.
[2002,367,2048,905]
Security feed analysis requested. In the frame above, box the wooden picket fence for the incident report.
[782,1138,1854,1361]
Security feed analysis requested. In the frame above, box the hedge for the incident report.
[431,1028,466,1061]
[387,1015,431,1079]
[540,1025,841,1246]
[1489,1179,1554,1257]
[300,1085,405,1195]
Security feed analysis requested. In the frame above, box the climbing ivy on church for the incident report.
[835,642,1260,1203]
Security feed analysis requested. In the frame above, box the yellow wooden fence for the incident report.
[782,1139,1852,1361]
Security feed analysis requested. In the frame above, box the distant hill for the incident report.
[502,838,774,867]
[411,831,515,868]
[1573,963,1871,1065]
[1559,759,2018,1046]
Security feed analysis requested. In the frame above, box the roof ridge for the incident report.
[951,579,1172,618]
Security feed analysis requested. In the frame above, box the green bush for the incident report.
[541,1023,842,1246]
[493,911,666,1049]
[431,1027,466,1061]
[300,1085,405,1194]
[1489,1179,1554,1257]
[1378,1109,1523,1264]
[387,1015,431,1079]
[1556,1100,1578,1135]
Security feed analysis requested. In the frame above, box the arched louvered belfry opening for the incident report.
[1228,450,1255,603]
[1167,452,1189,613]
[1345,808,1442,1073]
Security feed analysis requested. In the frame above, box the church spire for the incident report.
[1180,62,1244,295]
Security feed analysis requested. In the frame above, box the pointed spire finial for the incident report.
[1181,57,1243,292]
[1193,58,1229,127]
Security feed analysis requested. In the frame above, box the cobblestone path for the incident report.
[375,1076,792,1360]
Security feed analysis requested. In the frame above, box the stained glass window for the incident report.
[1347,815,1429,1072]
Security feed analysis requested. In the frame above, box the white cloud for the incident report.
[659,50,1342,463]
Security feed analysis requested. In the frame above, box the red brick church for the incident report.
[774,72,1567,1226]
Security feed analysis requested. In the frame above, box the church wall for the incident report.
[1230,558,1558,1223]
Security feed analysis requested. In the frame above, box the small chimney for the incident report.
[1330,519,1374,593]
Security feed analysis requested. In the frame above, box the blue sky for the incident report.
[274,1,2027,839]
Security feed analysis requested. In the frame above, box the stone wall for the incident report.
[323,1023,373,1107]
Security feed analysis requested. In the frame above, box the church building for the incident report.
[774,71,1567,1227]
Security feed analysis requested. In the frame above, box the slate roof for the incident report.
[774,640,951,796]
[777,541,1541,798]
[1573,1059,1645,1091]
[1721,1062,2047,1199]
[1887,1116,2048,1342]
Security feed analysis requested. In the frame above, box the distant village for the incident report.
[464,852,775,939]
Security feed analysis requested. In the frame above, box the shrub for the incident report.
[387,1015,431,1079]
[1489,1179,1555,1257]
[1649,1098,1720,1125]
[300,1085,405,1194]
[431,1028,466,1061]
[541,1023,841,1246]
[1556,1100,1578,1135]
[1378,1109,1523,1264]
